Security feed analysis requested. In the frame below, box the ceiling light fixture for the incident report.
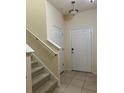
[89,0,95,3]
[69,0,79,16]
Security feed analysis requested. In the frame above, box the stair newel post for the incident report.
[26,45,34,93]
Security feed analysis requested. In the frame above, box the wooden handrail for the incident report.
[47,39,62,51]
[26,29,58,56]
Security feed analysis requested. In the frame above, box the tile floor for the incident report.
[53,71,97,93]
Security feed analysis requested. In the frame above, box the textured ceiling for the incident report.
[48,0,97,15]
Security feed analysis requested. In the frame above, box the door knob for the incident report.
[72,48,74,54]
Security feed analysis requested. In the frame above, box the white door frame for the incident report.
[48,25,64,73]
[70,27,93,72]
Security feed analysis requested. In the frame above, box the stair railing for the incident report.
[27,29,58,56]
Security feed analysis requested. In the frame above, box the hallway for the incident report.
[53,71,97,93]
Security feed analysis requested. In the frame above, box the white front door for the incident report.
[71,28,92,72]
[49,26,64,73]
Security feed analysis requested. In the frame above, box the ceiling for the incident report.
[48,0,97,15]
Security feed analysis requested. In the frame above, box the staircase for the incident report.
[31,54,58,93]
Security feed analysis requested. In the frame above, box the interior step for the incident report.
[31,60,38,68]
[32,66,44,78]
[33,79,58,93]
[32,73,50,91]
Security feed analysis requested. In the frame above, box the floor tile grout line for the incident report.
[59,71,97,93]
[81,77,87,93]
[63,71,85,93]
[62,74,75,93]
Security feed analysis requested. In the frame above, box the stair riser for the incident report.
[31,56,36,61]
[32,75,50,92]
[46,82,58,93]
[32,69,44,78]
[32,62,39,68]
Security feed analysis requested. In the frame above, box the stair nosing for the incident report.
[32,73,50,87]
[41,80,57,93]
[31,60,38,64]
[32,66,44,74]
[34,79,57,93]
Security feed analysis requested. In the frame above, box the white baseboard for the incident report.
[92,72,97,75]
[64,67,97,75]
[64,67,72,71]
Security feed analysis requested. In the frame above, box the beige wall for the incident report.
[26,0,60,79]
[64,8,97,74]
[45,2,97,73]
[27,0,97,74]
[46,0,65,39]
[26,0,47,40]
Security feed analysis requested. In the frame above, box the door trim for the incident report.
[70,27,93,72]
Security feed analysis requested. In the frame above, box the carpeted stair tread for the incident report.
[32,66,44,74]
[32,73,50,87]
[34,79,57,93]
